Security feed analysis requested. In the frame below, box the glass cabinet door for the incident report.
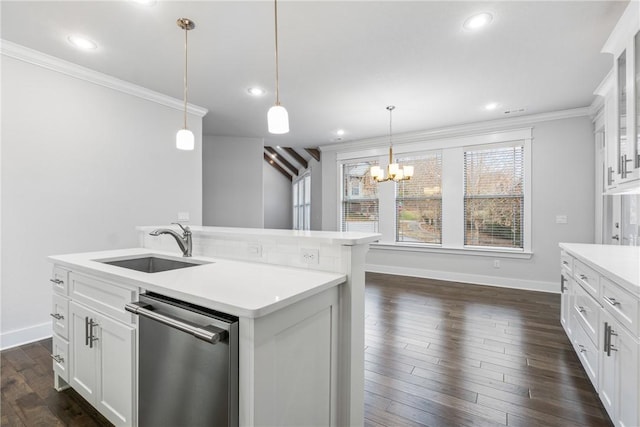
[635,30,639,169]
[618,50,627,175]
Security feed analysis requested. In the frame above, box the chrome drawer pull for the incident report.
[50,313,64,320]
[49,278,63,285]
[604,296,621,307]
[50,354,64,364]
[579,274,588,281]
[578,306,586,313]
[562,261,569,266]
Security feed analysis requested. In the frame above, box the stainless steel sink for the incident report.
[99,256,211,273]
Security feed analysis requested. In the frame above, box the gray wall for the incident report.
[203,136,264,228]
[263,162,292,229]
[321,115,595,292]
[1,55,203,348]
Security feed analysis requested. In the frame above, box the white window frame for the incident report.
[336,128,532,257]
[338,157,381,233]
[293,173,311,230]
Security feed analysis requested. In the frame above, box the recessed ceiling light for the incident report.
[485,102,500,111]
[247,87,266,96]
[67,35,97,50]
[336,129,345,136]
[463,12,493,30]
[131,0,156,5]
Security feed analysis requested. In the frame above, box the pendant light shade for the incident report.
[176,18,195,150]
[268,104,289,134]
[176,129,195,150]
[268,0,289,134]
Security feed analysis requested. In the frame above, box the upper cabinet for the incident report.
[599,1,640,193]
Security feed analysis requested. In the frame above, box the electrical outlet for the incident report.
[300,248,319,264]
[178,211,190,221]
[555,215,568,224]
[248,244,262,257]
[493,260,500,269]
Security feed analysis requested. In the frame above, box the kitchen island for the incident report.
[49,227,380,427]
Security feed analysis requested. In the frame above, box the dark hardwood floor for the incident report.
[1,273,612,426]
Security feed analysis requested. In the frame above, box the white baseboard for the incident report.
[365,264,558,294]
[0,322,52,351]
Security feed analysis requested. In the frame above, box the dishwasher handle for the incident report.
[125,302,227,344]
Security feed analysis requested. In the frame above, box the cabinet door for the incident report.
[615,325,639,427]
[96,314,135,427]
[560,272,572,337]
[599,311,616,420]
[601,310,640,427]
[69,301,98,403]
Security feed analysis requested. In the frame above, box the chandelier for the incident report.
[370,106,414,182]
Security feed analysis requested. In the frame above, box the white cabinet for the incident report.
[51,267,138,427]
[600,309,639,427]
[69,301,135,426]
[560,252,573,337]
[600,1,640,192]
[559,245,639,427]
[50,266,70,390]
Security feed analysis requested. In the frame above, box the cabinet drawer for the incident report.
[573,283,601,347]
[572,314,599,389]
[69,273,137,324]
[50,266,69,296]
[602,277,639,337]
[52,334,69,383]
[51,294,69,340]
[560,251,573,274]
[574,260,600,299]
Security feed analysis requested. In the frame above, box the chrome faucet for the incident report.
[149,223,192,257]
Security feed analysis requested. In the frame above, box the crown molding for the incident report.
[320,107,590,152]
[601,0,639,57]
[0,39,208,118]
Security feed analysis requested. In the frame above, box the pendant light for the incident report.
[370,106,414,182]
[267,0,289,134]
[176,18,195,150]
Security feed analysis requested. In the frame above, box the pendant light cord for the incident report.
[388,105,395,164]
[274,0,281,106]
[183,23,189,129]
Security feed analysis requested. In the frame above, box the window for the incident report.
[396,152,442,244]
[341,160,379,232]
[333,128,531,254]
[293,175,311,230]
[464,144,524,249]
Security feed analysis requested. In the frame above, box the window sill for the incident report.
[370,242,533,259]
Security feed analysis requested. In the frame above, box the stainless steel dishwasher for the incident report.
[126,292,238,427]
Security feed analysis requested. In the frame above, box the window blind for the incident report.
[464,144,524,248]
[395,152,442,244]
[341,161,379,233]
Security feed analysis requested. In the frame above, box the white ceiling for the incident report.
[0,1,628,148]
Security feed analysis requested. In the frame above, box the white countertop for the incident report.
[49,248,347,318]
[136,225,381,246]
[560,243,639,295]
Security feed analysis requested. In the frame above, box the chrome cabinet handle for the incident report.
[560,274,567,293]
[88,319,99,349]
[607,166,614,186]
[85,317,89,346]
[50,313,64,320]
[50,354,64,364]
[578,344,587,353]
[49,278,63,285]
[604,322,609,354]
[562,260,569,266]
[579,274,588,281]
[578,306,586,313]
[604,296,621,307]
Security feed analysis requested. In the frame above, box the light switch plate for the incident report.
[178,211,190,221]
[556,215,567,224]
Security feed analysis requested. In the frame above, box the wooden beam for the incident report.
[305,148,321,162]
[264,153,292,181]
[265,146,298,176]
[283,147,308,169]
